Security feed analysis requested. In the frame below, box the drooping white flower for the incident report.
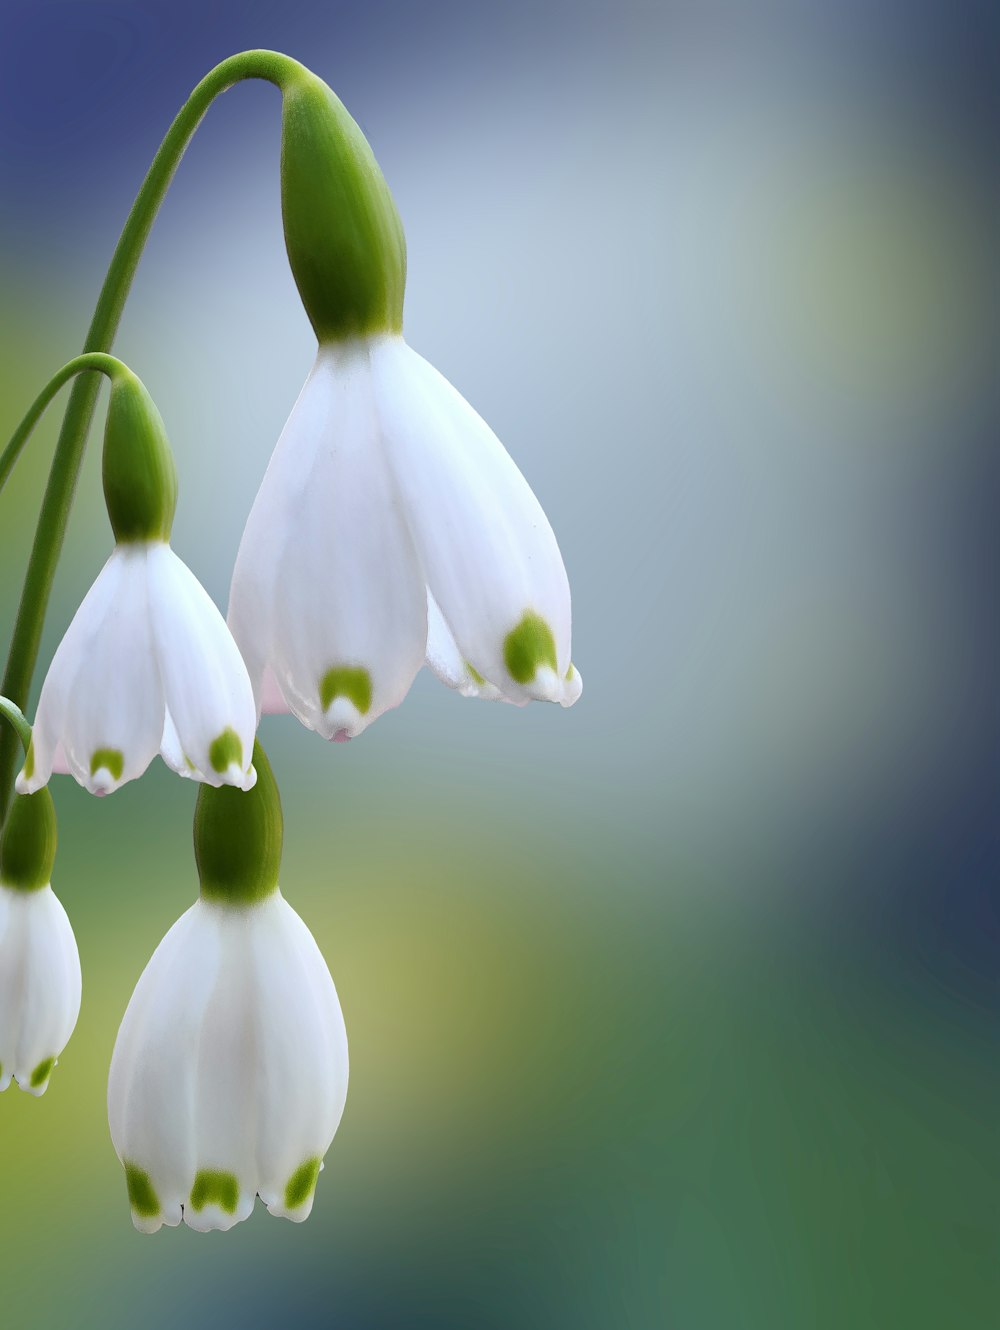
[17,542,257,796]
[228,336,582,741]
[108,891,348,1234]
[0,882,81,1096]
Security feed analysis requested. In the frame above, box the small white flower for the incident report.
[108,891,348,1234]
[228,335,581,741]
[0,881,82,1095]
[17,542,257,796]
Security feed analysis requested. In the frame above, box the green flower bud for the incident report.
[0,789,57,892]
[281,71,407,342]
[102,372,178,543]
[194,740,282,907]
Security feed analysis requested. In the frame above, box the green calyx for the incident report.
[102,370,178,543]
[194,740,281,907]
[0,788,57,892]
[281,71,407,342]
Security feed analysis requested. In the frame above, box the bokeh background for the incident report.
[0,1,997,1326]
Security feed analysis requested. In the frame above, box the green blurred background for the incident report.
[0,2,997,1326]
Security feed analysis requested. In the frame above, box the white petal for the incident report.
[425,589,507,702]
[145,544,256,789]
[0,884,81,1094]
[159,710,193,780]
[259,667,290,716]
[227,445,287,724]
[251,895,348,1220]
[108,902,220,1232]
[371,338,578,706]
[183,900,268,1232]
[257,343,425,739]
[22,547,165,795]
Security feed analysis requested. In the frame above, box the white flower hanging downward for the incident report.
[0,788,81,1095]
[16,367,256,796]
[108,744,348,1233]
[227,72,582,742]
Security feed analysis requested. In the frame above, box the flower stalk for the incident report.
[0,50,308,824]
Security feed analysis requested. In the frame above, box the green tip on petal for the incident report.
[208,728,243,775]
[465,662,487,686]
[29,1057,54,1088]
[21,740,34,781]
[319,665,372,715]
[90,748,124,781]
[190,1170,239,1215]
[125,1163,160,1219]
[285,1157,322,1210]
[503,613,558,685]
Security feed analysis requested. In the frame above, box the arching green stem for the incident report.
[0,353,133,494]
[0,697,32,754]
[0,49,308,823]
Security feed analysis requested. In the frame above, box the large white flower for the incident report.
[228,335,582,741]
[108,891,348,1234]
[0,881,81,1096]
[17,542,257,796]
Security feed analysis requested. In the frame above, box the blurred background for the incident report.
[0,1,997,1325]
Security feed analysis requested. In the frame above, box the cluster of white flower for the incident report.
[0,51,580,1234]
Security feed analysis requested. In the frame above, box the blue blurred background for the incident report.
[0,1,997,1325]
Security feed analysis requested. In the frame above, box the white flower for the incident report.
[17,542,257,796]
[0,881,82,1096]
[108,891,348,1234]
[228,335,581,741]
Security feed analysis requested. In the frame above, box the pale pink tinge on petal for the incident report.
[259,667,290,716]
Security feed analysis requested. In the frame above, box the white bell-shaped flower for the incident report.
[108,891,348,1233]
[229,335,581,741]
[108,741,347,1234]
[0,884,81,1095]
[17,542,257,797]
[12,359,257,796]
[0,788,81,1096]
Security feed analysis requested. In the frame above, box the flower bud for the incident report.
[102,371,178,543]
[280,71,406,342]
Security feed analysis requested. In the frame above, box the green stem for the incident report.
[0,49,307,823]
[0,353,132,495]
[0,697,32,754]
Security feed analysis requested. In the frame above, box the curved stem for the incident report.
[0,698,32,755]
[0,49,307,823]
[0,353,132,495]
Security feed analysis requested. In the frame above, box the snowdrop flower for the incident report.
[227,73,581,742]
[16,365,256,796]
[0,787,81,1095]
[108,743,348,1233]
